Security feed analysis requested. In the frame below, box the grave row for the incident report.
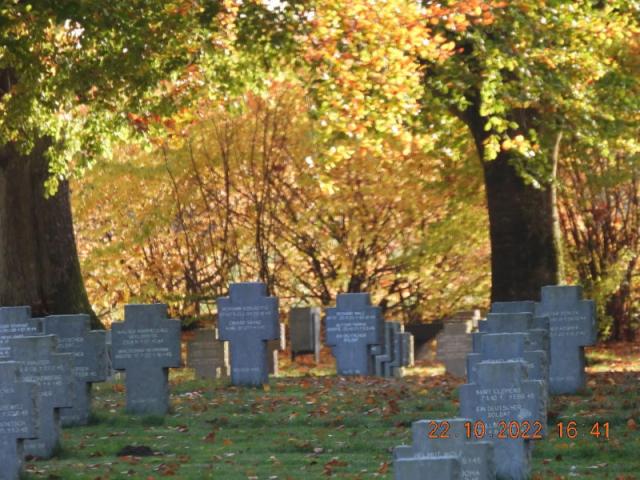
[210,285,415,385]
[0,308,109,479]
[435,286,596,394]
[0,304,182,479]
[0,283,595,479]
[395,285,597,479]
[325,293,414,377]
[0,283,413,479]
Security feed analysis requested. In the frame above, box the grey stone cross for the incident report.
[325,293,383,376]
[460,361,545,480]
[42,314,108,426]
[535,285,596,394]
[394,418,495,479]
[9,335,74,459]
[111,304,181,414]
[216,283,280,386]
[0,307,41,360]
[0,362,38,480]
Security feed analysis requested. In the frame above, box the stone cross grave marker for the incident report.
[111,304,181,414]
[290,307,322,363]
[393,329,414,376]
[467,332,549,414]
[9,335,74,459]
[325,293,383,376]
[535,285,597,394]
[372,321,399,377]
[0,362,38,480]
[485,301,551,363]
[394,456,461,479]
[217,283,280,386]
[472,312,550,366]
[394,418,495,480]
[468,331,547,383]
[42,315,109,426]
[186,329,229,380]
[436,317,474,378]
[373,322,414,378]
[0,307,41,360]
[473,312,550,360]
[460,361,545,480]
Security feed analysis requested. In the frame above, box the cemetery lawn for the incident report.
[24,347,640,479]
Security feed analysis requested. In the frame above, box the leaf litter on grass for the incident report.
[21,347,640,478]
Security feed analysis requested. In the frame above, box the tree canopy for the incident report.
[3,1,640,335]
[421,0,639,177]
[1,1,281,190]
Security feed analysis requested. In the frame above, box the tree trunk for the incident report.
[458,99,562,302]
[0,142,98,327]
[608,256,637,342]
[482,152,561,302]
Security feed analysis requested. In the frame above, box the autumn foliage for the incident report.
[43,0,637,335]
[74,80,489,325]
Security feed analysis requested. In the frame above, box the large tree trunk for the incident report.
[0,142,98,327]
[459,100,562,302]
[482,152,561,302]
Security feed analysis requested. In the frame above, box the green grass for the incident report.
[23,364,639,479]
[532,371,639,479]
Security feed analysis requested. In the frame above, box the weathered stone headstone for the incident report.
[394,455,461,480]
[42,315,108,426]
[460,361,545,480]
[186,329,229,380]
[467,332,549,414]
[436,314,477,377]
[535,285,597,395]
[473,312,550,363]
[267,323,286,376]
[104,330,122,383]
[325,293,384,376]
[372,321,399,377]
[0,362,38,480]
[111,304,181,414]
[0,307,41,360]
[388,323,408,377]
[482,301,547,355]
[290,307,322,363]
[474,312,550,357]
[469,333,546,381]
[8,335,74,459]
[373,322,414,378]
[394,418,495,480]
[217,283,280,386]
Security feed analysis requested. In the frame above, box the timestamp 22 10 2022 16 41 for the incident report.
[426,420,611,440]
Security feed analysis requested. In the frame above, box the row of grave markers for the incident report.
[325,293,414,377]
[0,283,595,479]
[0,304,181,480]
[395,285,597,479]
[195,284,414,385]
[0,308,107,479]
[0,283,414,479]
